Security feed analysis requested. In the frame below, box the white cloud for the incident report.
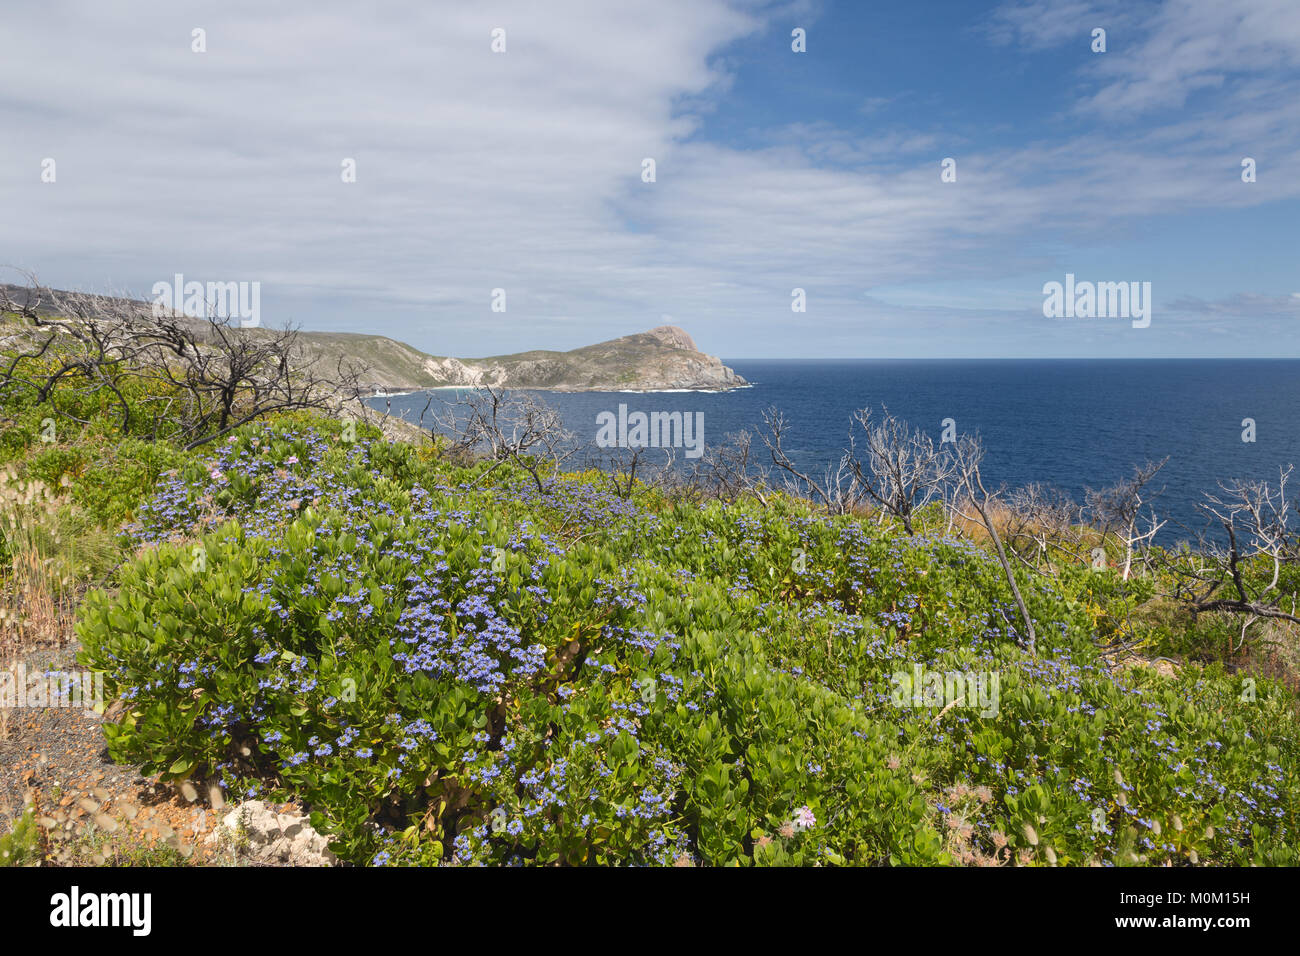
[1168,293,1300,317]
[984,0,1141,51]
[1,0,1297,358]
[1079,0,1300,115]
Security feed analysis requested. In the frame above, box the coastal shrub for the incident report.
[77,421,1300,865]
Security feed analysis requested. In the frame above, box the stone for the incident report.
[206,800,337,866]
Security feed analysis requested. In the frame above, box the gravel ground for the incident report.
[1,639,236,863]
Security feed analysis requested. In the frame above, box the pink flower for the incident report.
[210,469,225,483]
[792,806,816,832]
[285,456,299,465]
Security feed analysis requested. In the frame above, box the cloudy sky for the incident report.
[3,0,1298,358]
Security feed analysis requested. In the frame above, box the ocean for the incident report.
[368,359,1300,541]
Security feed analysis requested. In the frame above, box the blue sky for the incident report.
[2,0,1298,357]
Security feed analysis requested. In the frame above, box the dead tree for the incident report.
[758,407,860,515]
[948,433,1037,654]
[588,444,659,500]
[688,429,769,506]
[434,386,576,493]
[1167,467,1300,651]
[844,406,954,534]
[1004,483,1085,571]
[1,274,367,449]
[1085,458,1168,579]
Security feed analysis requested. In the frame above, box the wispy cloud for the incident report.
[1,0,1296,357]
[1167,293,1300,318]
[984,0,1142,51]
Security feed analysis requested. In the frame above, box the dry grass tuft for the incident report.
[0,468,95,648]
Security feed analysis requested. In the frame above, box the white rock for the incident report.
[206,800,337,866]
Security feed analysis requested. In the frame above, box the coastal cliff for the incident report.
[0,284,746,393]
[302,324,747,393]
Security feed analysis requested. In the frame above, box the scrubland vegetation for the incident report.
[1,290,1297,866]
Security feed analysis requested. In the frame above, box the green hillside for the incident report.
[1,363,1295,865]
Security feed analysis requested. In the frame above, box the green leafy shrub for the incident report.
[75,422,1300,866]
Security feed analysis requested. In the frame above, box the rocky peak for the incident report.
[643,325,698,352]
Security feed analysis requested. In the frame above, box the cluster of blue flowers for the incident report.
[86,421,1298,867]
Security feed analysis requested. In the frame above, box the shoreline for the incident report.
[365,382,754,396]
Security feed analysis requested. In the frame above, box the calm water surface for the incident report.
[369,359,1300,540]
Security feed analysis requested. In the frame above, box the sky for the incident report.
[2,0,1298,358]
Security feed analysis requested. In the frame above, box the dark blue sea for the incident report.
[368,359,1300,542]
